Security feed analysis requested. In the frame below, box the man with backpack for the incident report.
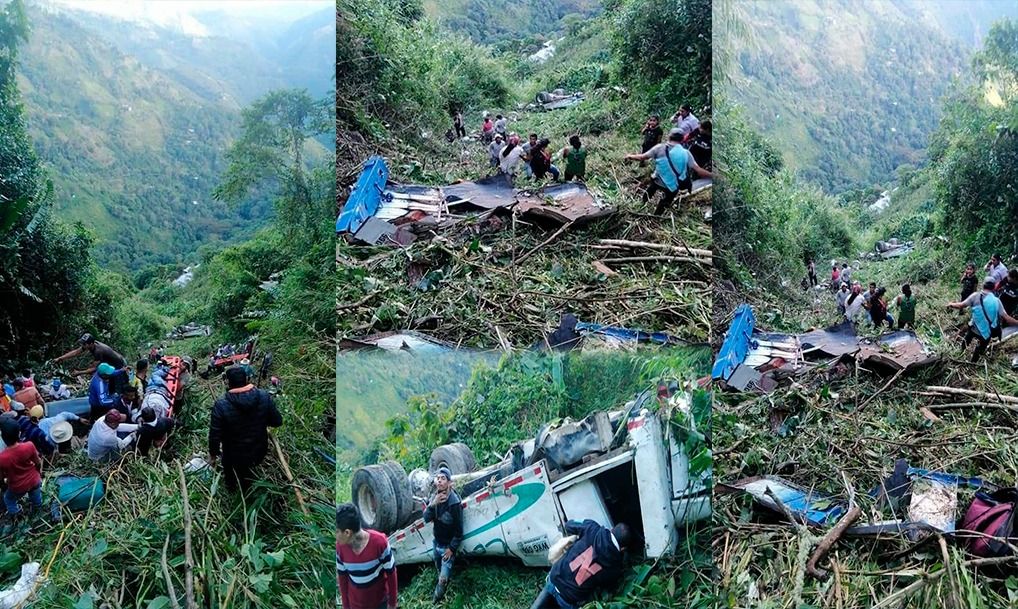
[947,280,1007,361]
[624,129,713,214]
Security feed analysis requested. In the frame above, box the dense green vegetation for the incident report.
[421,0,601,45]
[16,5,332,272]
[724,0,970,193]
[1,2,335,606]
[340,348,715,609]
[714,9,1018,608]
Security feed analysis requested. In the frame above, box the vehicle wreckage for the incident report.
[351,384,710,567]
[336,157,615,246]
[712,304,939,393]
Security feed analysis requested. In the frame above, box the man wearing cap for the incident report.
[0,419,42,517]
[836,282,851,315]
[52,333,127,377]
[530,520,631,609]
[87,410,138,462]
[423,467,463,602]
[88,363,120,421]
[38,409,86,453]
[488,133,505,168]
[136,406,175,457]
[12,378,44,410]
[623,129,713,214]
[208,367,282,492]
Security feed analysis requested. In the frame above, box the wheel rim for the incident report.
[357,485,378,524]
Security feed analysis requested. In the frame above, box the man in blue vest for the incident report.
[624,129,712,214]
[947,279,1017,361]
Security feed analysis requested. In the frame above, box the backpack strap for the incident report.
[664,145,684,191]
[979,294,994,329]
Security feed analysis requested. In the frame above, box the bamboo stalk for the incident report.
[925,385,1018,404]
[271,434,311,517]
[598,238,712,258]
[177,462,197,609]
[161,535,182,609]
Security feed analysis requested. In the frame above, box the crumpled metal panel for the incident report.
[531,411,614,471]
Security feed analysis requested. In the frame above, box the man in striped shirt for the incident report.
[336,503,398,609]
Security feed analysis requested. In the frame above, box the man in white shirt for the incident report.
[87,410,138,462]
[845,282,866,322]
[671,104,700,137]
[986,253,1009,286]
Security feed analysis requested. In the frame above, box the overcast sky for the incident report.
[50,1,330,35]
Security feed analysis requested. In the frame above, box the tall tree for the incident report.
[214,89,334,244]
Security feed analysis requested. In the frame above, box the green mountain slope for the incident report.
[726,0,969,193]
[422,0,601,43]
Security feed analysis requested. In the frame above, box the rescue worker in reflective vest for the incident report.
[423,467,462,602]
[530,520,630,609]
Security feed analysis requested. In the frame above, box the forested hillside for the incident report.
[725,0,969,193]
[714,5,1018,606]
[16,3,331,271]
[422,0,601,44]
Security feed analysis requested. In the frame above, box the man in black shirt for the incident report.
[998,269,1018,316]
[208,367,283,492]
[640,115,663,153]
[423,466,463,602]
[136,406,175,456]
[52,333,127,377]
[689,119,712,170]
[530,520,630,609]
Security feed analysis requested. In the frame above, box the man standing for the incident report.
[51,333,126,377]
[624,129,713,214]
[836,282,850,315]
[640,115,663,154]
[424,467,462,602]
[336,503,398,609]
[87,410,138,462]
[208,367,282,492]
[494,114,508,138]
[845,282,866,322]
[12,378,44,410]
[530,520,630,609]
[947,279,1007,361]
[88,363,119,421]
[132,359,149,395]
[671,104,700,138]
[986,253,1009,287]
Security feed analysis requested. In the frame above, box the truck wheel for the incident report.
[352,465,398,532]
[380,461,417,528]
[429,443,477,475]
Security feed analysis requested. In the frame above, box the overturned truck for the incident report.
[352,385,710,567]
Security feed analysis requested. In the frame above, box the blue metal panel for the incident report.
[712,304,755,380]
[337,156,389,234]
[574,322,679,345]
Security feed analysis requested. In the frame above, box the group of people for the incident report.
[819,253,1018,362]
[452,103,713,215]
[0,332,285,516]
[337,466,630,609]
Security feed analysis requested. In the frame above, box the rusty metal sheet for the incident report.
[515,182,615,225]
[798,320,860,358]
[856,331,939,372]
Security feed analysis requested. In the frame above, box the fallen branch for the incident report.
[859,369,905,410]
[926,401,1018,414]
[601,255,712,266]
[272,434,311,517]
[806,505,862,579]
[516,221,573,264]
[337,292,380,312]
[161,535,183,609]
[925,385,1018,404]
[598,238,712,258]
[177,462,197,609]
[872,555,1018,608]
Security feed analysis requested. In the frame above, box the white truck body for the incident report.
[388,395,711,566]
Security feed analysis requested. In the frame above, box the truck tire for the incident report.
[352,465,399,532]
[380,461,417,528]
[429,443,477,475]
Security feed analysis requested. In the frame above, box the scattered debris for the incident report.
[338,331,457,354]
[867,238,914,260]
[172,265,199,287]
[168,323,211,339]
[529,89,585,111]
[723,475,846,526]
[0,562,40,608]
[712,304,939,392]
[337,157,615,246]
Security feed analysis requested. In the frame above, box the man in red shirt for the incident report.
[0,419,43,516]
[336,503,398,609]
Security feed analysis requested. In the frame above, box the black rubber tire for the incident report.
[429,443,478,475]
[351,465,399,532]
[380,461,417,528]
